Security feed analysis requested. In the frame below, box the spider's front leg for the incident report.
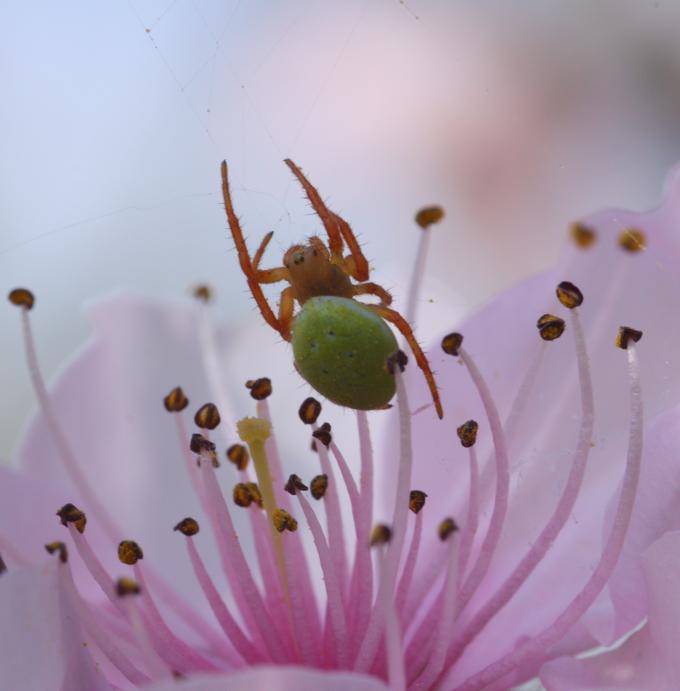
[369,304,443,419]
[284,158,369,281]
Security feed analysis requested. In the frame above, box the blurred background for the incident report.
[3,0,680,459]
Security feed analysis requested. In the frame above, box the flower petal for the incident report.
[144,666,389,691]
[0,560,109,691]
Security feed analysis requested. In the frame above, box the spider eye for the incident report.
[293,253,305,265]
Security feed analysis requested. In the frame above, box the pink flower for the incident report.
[2,166,680,691]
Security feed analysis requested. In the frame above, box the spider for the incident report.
[220,159,443,419]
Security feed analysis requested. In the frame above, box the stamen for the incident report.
[355,367,413,672]
[296,491,349,668]
[8,287,35,310]
[457,444,479,584]
[616,326,643,350]
[175,518,262,665]
[409,490,427,514]
[298,397,322,424]
[192,284,213,303]
[438,517,458,541]
[451,336,643,691]
[190,433,219,467]
[456,420,479,448]
[118,540,144,566]
[0,554,6,575]
[446,344,510,614]
[272,509,298,532]
[284,474,309,495]
[395,504,424,619]
[536,314,566,341]
[618,228,646,252]
[370,524,393,546]
[569,222,596,249]
[441,332,463,357]
[312,422,332,448]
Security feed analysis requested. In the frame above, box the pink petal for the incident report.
[540,530,680,690]
[389,164,680,678]
[0,560,110,691]
[144,666,389,691]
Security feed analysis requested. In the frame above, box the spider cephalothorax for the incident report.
[221,159,443,418]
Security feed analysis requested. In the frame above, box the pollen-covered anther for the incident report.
[310,474,328,500]
[284,474,309,495]
[163,386,189,413]
[415,206,445,229]
[386,349,408,375]
[116,577,141,597]
[370,523,392,547]
[192,284,213,303]
[616,326,643,350]
[456,419,479,448]
[233,483,255,508]
[442,332,463,356]
[272,508,298,533]
[8,288,35,310]
[438,517,459,541]
[537,314,566,341]
[570,221,596,248]
[194,403,221,430]
[45,541,68,563]
[118,540,144,565]
[298,397,322,424]
[173,517,200,536]
[237,417,272,445]
[619,228,647,253]
[312,422,332,448]
[246,483,263,508]
[56,503,87,534]
[556,281,584,309]
[245,377,272,400]
[226,443,249,470]
[409,490,428,514]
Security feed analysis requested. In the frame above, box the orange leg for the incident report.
[278,286,296,342]
[370,305,443,419]
[352,281,393,306]
[221,161,283,337]
[255,266,290,284]
[252,231,274,270]
[331,212,369,281]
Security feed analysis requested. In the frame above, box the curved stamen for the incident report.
[457,444,480,585]
[443,308,595,672]
[354,367,413,672]
[451,340,643,691]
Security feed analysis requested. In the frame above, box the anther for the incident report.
[246,483,263,508]
[370,524,392,547]
[537,314,566,341]
[616,326,643,350]
[442,332,463,356]
[438,517,458,541]
[245,377,272,400]
[456,419,479,448]
[118,540,144,565]
[45,541,68,563]
[284,474,309,495]
[298,397,322,424]
[192,284,213,303]
[570,222,596,249]
[226,443,249,470]
[310,474,328,500]
[173,517,200,536]
[233,483,254,508]
[312,422,332,448]
[237,417,272,445]
[409,490,428,514]
[163,386,189,413]
[116,577,141,597]
[556,281,583,309]
[272,508,298,533]
[0,554,6,575]
[190,433,218,467]
[386,350,408,374]
[8,288,35,310]
[194,403,221,430]
[618,228,646,253]
[56,503,87,534]
[415,206,445,229]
